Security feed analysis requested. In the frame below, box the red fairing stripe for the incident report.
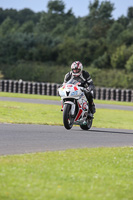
[74,86,78,91]
[67,84,72,87]
[63,84,66,88]
[75,103,83,121]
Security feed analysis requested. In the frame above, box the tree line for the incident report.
[0,0,133,88]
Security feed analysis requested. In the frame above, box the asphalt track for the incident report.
[0,96,133,111]
[0,124,133,156]
[0,97,133,155]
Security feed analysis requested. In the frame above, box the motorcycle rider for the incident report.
[64,61,96,114]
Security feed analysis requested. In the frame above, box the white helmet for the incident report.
[71,61,83,76]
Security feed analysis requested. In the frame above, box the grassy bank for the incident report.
[0,100,133,129]
[0,147,133,200]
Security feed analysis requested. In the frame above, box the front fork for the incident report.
[61,100,76,117]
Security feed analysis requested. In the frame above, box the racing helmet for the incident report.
[71,61,83,76]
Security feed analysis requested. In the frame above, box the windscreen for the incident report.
[66,77,85,85]
[66,79,79,85]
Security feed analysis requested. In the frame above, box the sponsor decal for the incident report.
[71,91,78,96]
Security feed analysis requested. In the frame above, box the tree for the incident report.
[0,8,6,24]
[18,8,36,24]
[0,17,18,36]
[47,0,65,14]
[38,11,64,33]
[107,22,124,44]
[127,7,133,19]
[88,0,114,20]
[38,0,76,36]
[0,8,18,24]
[117,15,128,28]
[111,45,133,69]
[119,29,133,46]
[84,0,114,38]
[90,52,110,69]
[57,37,81,65]
[125,55,133,72]
[18,20,35,33]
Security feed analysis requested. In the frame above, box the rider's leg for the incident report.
[85,91,96,114]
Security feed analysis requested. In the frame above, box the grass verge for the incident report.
[0,101,133,129]
[0,147,133,200]
[0,92,60,101]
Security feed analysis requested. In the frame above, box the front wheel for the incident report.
[80,117,93,130]
[63,104,75,130]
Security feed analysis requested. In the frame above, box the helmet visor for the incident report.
[72,69,81,74]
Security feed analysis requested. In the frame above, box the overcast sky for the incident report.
[0,0,133,19]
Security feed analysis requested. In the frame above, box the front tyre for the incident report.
[63,104,74,130]
[80,118,93,130]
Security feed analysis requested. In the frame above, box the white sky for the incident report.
[0,0,133,19]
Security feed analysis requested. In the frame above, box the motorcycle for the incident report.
[58,79,93,130]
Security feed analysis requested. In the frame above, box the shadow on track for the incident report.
[72,128,133,135]
[90,129,133,135]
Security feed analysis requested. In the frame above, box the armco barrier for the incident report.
[0,80,133,102]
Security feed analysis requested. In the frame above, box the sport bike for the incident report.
[58,79,93,130]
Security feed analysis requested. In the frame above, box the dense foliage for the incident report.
[0,0,133,88]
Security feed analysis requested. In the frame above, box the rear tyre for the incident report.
[80,117,93,130]
[63,104,74,130]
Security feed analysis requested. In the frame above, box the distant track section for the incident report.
[0,97,133,111]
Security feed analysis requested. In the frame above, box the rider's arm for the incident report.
[83,71,95,91]
[86,76,95,90]
[64,72,71,83]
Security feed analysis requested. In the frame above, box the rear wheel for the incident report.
[63,104,74,130]
[80,117,93,130]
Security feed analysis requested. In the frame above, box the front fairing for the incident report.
[59,79,89,125]
[58,79,84,98]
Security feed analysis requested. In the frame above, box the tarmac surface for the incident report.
[0,96,133,111]
[0,124,132,155]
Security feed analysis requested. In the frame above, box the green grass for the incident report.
[0,101,62,125]
[0,101,133,129]
[0,92,60,101]
[0,92,133,106]
[0,147,133,200]
[94,108,133,130]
